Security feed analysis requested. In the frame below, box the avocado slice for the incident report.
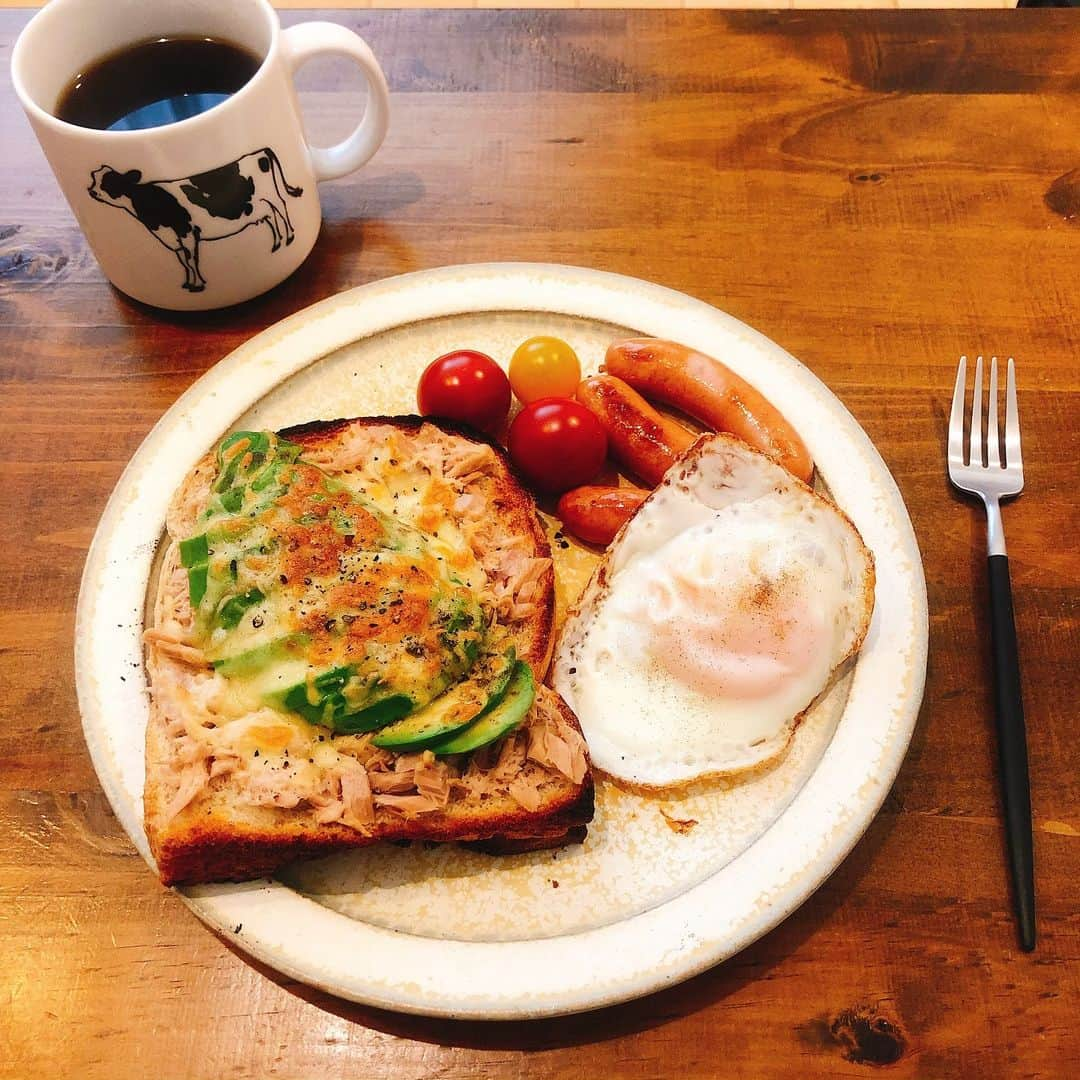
[211,635,471,735]
[275,668,416,734]
[334,693,414,734]
[211,633,309,677]
[427,661,535,756]
[372,650,516,751]
[277,665,355,726]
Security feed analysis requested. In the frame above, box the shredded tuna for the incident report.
[315,801,345,824]
[510,559,550,619]
[527,723,588,784]
[508,776,542,812]
[453,748,497,799]
[302,424,389,473]
[370,770,416,794]
[339,761,375,829]
[209,754,241,780]
[374,793,442,816]
[176,734,208,768]
[491,733,528,781]
[154,564,194,633]
[453,491,486,518]
[443,440,497,480]
[562,726,589,784]
[144,628,208,667]
[162,761,209,823]
[462,742,497,777]
[166,461,214,540]
[244,765,304,809]
[484,541,551,623]
[334,734,393,771]
[413,752,451,808]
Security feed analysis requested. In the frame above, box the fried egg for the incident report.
[552,434,875,788]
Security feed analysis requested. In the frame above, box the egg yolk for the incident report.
[640,567,824,700]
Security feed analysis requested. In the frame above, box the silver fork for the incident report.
[948,355,1034,951]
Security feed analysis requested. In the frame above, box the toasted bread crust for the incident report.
[146,416,590,886]
[154,773,595,885]
[464,825,589,856]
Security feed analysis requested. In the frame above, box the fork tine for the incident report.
[949,355,967,465]
[970,355,984,467]
[987,355,1001,467]
[1005,357,1022,469]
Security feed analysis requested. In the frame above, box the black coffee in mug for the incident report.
[55,36,262,131]
[15,0,389,309]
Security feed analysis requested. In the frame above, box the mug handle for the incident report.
[281,22,390,181]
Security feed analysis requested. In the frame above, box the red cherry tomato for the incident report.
[417,350,511,433]
[508,398,608,493]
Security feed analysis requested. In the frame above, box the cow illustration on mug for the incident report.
[87,147,304,293]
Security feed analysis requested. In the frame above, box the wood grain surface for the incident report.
[1,9,1077,1079]
[0,1,1027,9]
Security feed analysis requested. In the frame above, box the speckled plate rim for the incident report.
[75,263,927,1019]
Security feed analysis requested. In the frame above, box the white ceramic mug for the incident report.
[12,0,390,310]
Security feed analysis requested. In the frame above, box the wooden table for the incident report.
[2,9,1077,1078]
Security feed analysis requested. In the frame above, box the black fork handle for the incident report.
[988,554,1035,951]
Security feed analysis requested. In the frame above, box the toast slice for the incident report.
[144,416,593,886]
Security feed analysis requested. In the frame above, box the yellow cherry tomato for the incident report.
[509,336,581,404]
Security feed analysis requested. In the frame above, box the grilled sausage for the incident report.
[556,486,648,546]
[603,339,814,483]
[575,375,695,487]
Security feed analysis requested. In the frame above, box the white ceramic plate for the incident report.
[75,264,927,1019]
